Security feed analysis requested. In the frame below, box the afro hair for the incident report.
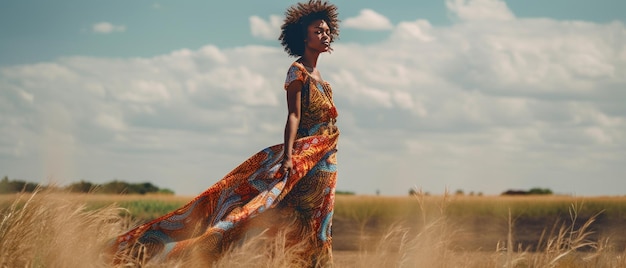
[279,0,339,57]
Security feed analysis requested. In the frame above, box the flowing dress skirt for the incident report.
[111,131,339,265]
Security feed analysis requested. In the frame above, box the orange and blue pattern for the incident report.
[112,61,339,265]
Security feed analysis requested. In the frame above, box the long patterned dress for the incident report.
[111,61,339,266]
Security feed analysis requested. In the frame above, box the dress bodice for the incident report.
[284,62,338,138]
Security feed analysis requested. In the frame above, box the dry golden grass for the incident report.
[1,189,626,267]
[0,189,126,267]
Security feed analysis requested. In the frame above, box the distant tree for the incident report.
[66,180,96,193]
[129,182,159,194]
[98,180,171,195]
[528,188,553,195]
[101,180,130,194]
[502,190,529,196]
[409,188,430,196]
[455,189,464,196]
[0,176,8,193]
[157,188,175,195]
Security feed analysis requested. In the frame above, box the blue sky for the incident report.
[1,0,625,196]
[1,0,624,65]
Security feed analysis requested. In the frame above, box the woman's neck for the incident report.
[300,51,320,69]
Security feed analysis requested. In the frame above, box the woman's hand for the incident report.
[280,157,294,176]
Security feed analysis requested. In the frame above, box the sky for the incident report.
[1,0,625,196]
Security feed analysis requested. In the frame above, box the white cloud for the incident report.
[446,0,515,21]
[119,80,170,103]
[17,89,34,104]
[344,9,393,30]
[92,22,126,34]
[392,19,434,41]
[1,0,625,196]
[95,113,126,132]
[249,15,282,40]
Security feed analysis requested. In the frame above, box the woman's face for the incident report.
[305,19,331,53]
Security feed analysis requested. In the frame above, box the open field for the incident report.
[2,191,626,267]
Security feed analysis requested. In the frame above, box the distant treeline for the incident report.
[501,188,553,196]
[0,176,174,195]
[408,187,554,196]
[336,190,355,195]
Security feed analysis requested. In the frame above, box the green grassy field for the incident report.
[1,191,626,267]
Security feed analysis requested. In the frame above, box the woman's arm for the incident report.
[281,80,302,175]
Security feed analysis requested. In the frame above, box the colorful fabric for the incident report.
[112,62,339,265]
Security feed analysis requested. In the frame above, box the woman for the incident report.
[111,1,340,266]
